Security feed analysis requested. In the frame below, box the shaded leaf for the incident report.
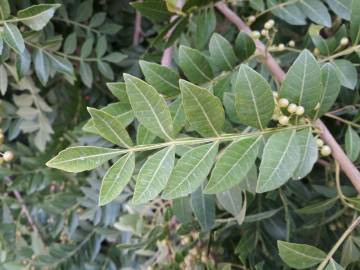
[235,65,275,130]
[178,45,213,84]
[333,59,358,90]
[257,130,300,193]
[278,241,326,269]
[99,152,135,205]
[17,4,61,31]
[345,126,360,161]
[88,107,133,148]
[235,32,256,61]
[3,23,25,54]
[279,50,322,112]
[191,185,215,232]
[209,33,237,70]
[180,80,224,137]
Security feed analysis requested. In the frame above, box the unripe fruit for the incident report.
[251,31,261,39]
[278,115,289,125]
[288,40,295,47]
[295,106,305,116]
[3,151,13,162]
[320,145,331,156]
[248,15,256,23]
[278,98,289,108]
[261,29,268,36]
[278,43,285,51]
[264,19,275,30]
[272,91,279,98]
[287,103,297,114]
[314,48,320,56]
[340,37,349,46]
[316,138,324,147]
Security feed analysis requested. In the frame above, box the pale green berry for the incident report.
[264,19,275,30]
[288,40,295,47]
[287,103,297,114]
[278,115,289,125]
[340,37,349,46]
[251,31,261,39]
[278,98,289,108]
[321,145,331,156]
[248,15,256,23]
[316,138,324,147]
[278,43,285,51]
[295,106,305,116]
[261,29,268,36]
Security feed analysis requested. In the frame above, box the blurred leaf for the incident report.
[17,4,61,31]
[345,126,360,161]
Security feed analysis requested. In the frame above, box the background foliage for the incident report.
[0,0,360,269]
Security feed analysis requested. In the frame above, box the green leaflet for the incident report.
[87,107,133,148]
[216,185,243,218]
[205,136,261,193]
[169,97,186,135]
[234,32,256,61]
[178,45,213,84]
[172,196,193,224]
[209,33,237,70]
[191,185,215,232]
[257,130,300,193]
[162,142,219,199]
[47,53,74,76]
[0,65,8,95]
[279,50,322,112]
[124,74,174,141]
[300,0,332,27]
[0,0,10,20]
[132,146,175,204]
[341,237,360,267]
[243,208,281,223]
[80,61,93,87]
[267,0,306,25]
[3,23,25,54]
[345,126,360,161]
[180,80,224,137]
[293,128,318,179]
[350,0,360,44]
[325,259,344,270]
[136,124,157,145]
[315,63,341,118]
[34,49,50,86]
[99,152,135,205]
[139,60,180,97]
[131,0,171,22]
[278,241,326,269]
[46,146,123,173]
[296,197,338,215]
[106,82,129,102]
[17,4,61,31]
[234,65,275,130]
[325,0,351,21]
[83,102,134,134]
[333,59,358,90]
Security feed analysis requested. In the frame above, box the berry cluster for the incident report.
[272,95,305,126]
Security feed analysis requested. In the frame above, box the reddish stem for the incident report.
[215,1,360,193]
[133,11,142,46]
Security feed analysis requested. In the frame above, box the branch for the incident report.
[215,1,360,193]
[316,215,360,270]
[133,10,142,46]
[5,177,40,234]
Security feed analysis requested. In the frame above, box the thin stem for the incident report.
[316,216,360,270]
[319,45,360,62]
[324,113,360,129]
[279,189,291,242]
[133,7,142,46]
[53,17,101,34]
[25,40,98,62]
[122,124,310,154]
